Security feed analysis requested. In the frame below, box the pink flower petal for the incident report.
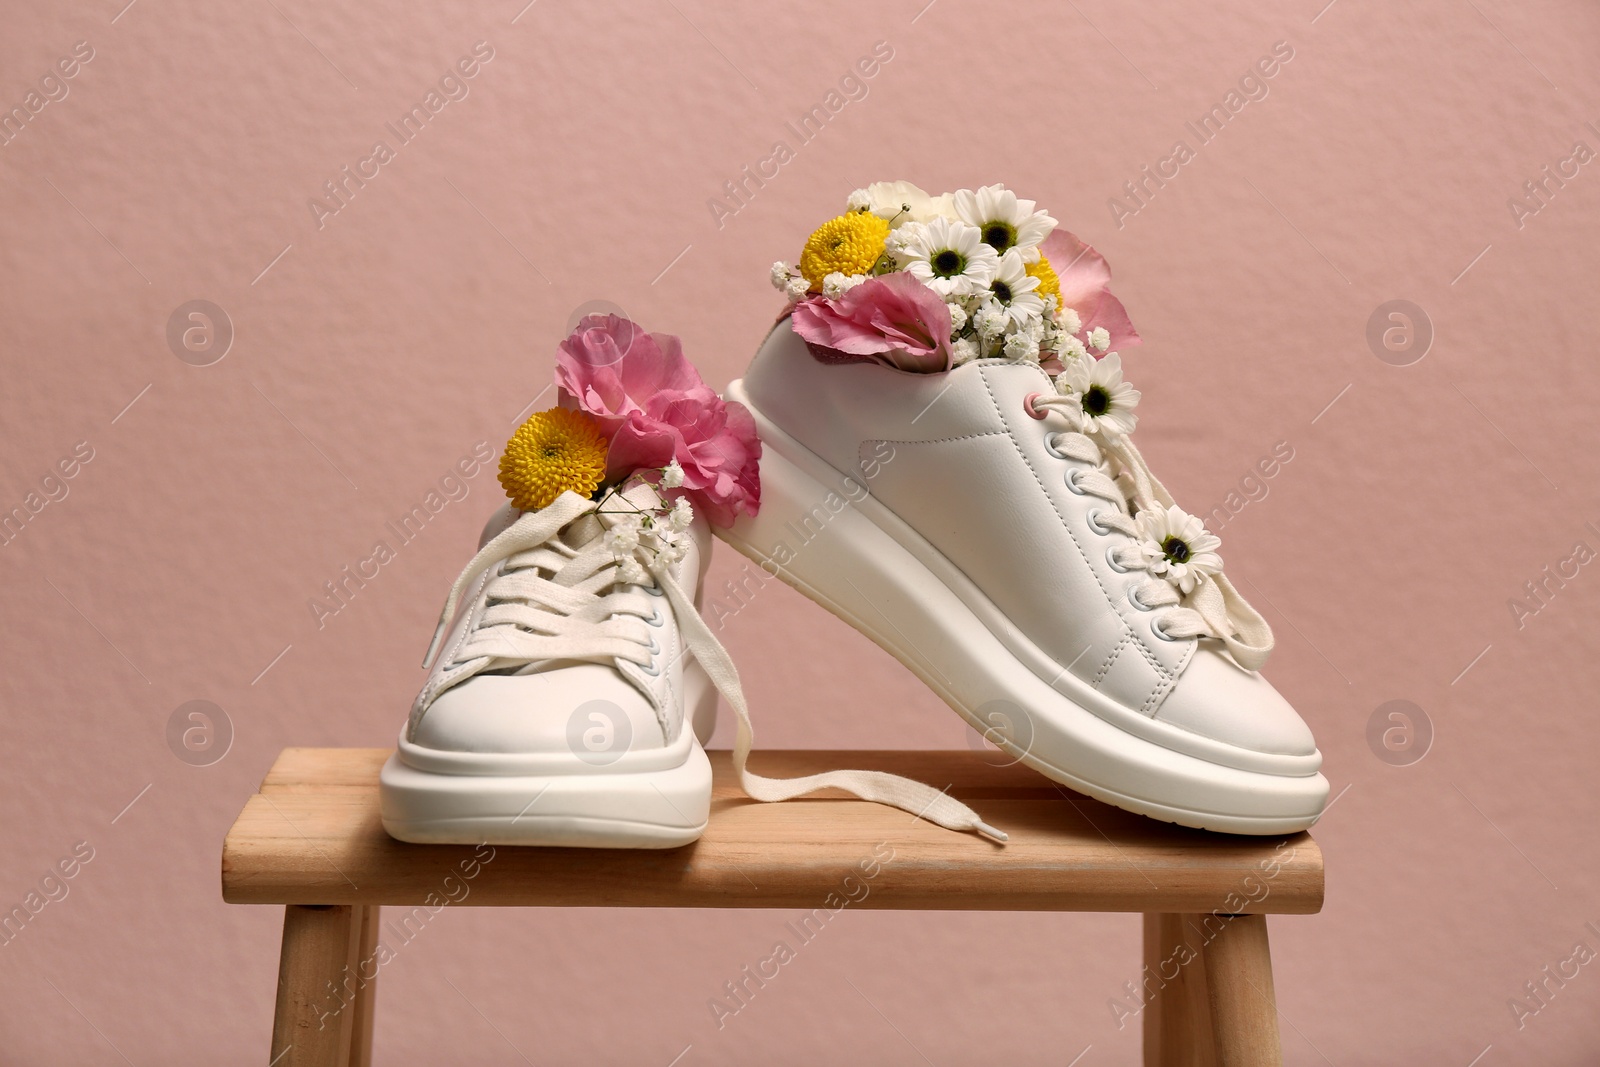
[1041,230,1141,353]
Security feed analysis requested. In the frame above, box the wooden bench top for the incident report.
[221,748,1323,914]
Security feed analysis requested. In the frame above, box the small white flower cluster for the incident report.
[774,181,1114,370]
[599,470,695,586]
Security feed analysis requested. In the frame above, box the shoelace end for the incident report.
[975,820,1009,844]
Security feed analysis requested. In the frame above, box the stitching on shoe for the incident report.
[978,365,1182,684]
[1092,633,1128,687]
[975,364,1136,647]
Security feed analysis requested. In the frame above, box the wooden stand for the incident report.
[223,749,1322,1066]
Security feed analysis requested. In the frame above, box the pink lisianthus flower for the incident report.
[790,272,953,374]
[1041,230,1141,355]
[555,314,760,527]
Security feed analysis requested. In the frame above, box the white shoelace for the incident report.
[1025,397,1273,671]
[421,490,1007,843]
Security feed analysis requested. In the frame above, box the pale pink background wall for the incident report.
[2,0,1598,1063]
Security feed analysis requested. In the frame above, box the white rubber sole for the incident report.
[379,730,713,849]
[720,380,1328,836]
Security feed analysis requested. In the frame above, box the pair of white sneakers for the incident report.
[379,189,1329,848]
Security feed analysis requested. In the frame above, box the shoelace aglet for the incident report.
[420,621,448,671]
[974,820,1009,844]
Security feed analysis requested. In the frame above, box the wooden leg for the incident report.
[270,905,358,1067]
[1201,914,1282,1066]
[347,906,380,1067]
[1143,914,1216,1067]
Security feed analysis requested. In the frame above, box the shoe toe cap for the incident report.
[411,664,666,756]
[1156,643,1318,759]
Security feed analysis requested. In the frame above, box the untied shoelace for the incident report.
[421,489,1008,843]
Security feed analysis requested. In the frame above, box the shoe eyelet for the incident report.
[646,633,660,655]
[644,583,665,597]
[646,604,664,627]
[1087,509,1111,536]
[1151,617,1178,642]
[1043,432,1067,460]
[639,658,661,676]
[1127,586,1153,611]
[1023,392,1048,420]
[1106,545,1130,573]
[1065,469,1088,495]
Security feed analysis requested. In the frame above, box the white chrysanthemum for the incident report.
[1135,505,1223,595]
[660,460,685,489]
[846,189,872,212]
[1055,305,1082,336]
[1055,351,1140,437]
[822,272,865,298]
[899,217,998,297]
[1058,334,1089,362]
[858,180,955,226]
[1003,332,1040,362]
[668,496,694,531]
[950,337,980,366]
[972,302,1007,339]
[952,184,1057,262]
[948,302,969,333]
[770,262,792,290]
[1088,326,1111,352]
[987,250,1045,331]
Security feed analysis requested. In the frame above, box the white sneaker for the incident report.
[379,489,719,848]
[718,322,1330,834]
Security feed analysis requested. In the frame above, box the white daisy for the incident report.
[1135,505,1223,595]
[1055,351,1140,437]
[987,250,1046,331]
[952,184,1057,261]
[854,180,954,226]
[899,217,998,297]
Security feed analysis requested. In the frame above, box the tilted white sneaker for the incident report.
[719,182,1329,835]
[380,489,719,848]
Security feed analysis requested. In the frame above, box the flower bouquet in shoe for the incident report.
[380,313,1003,849]
[720,182,1328,835]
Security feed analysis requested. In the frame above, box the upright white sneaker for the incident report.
[721,182,1329,835]
[379,488,720,847]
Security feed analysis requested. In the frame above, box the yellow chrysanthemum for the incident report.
[799,211,890,291]
[1026,254,1061,304]
[498,407,609,511]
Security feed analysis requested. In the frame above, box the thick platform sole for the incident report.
[379,737,712,848]
[720,380,1328,836]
